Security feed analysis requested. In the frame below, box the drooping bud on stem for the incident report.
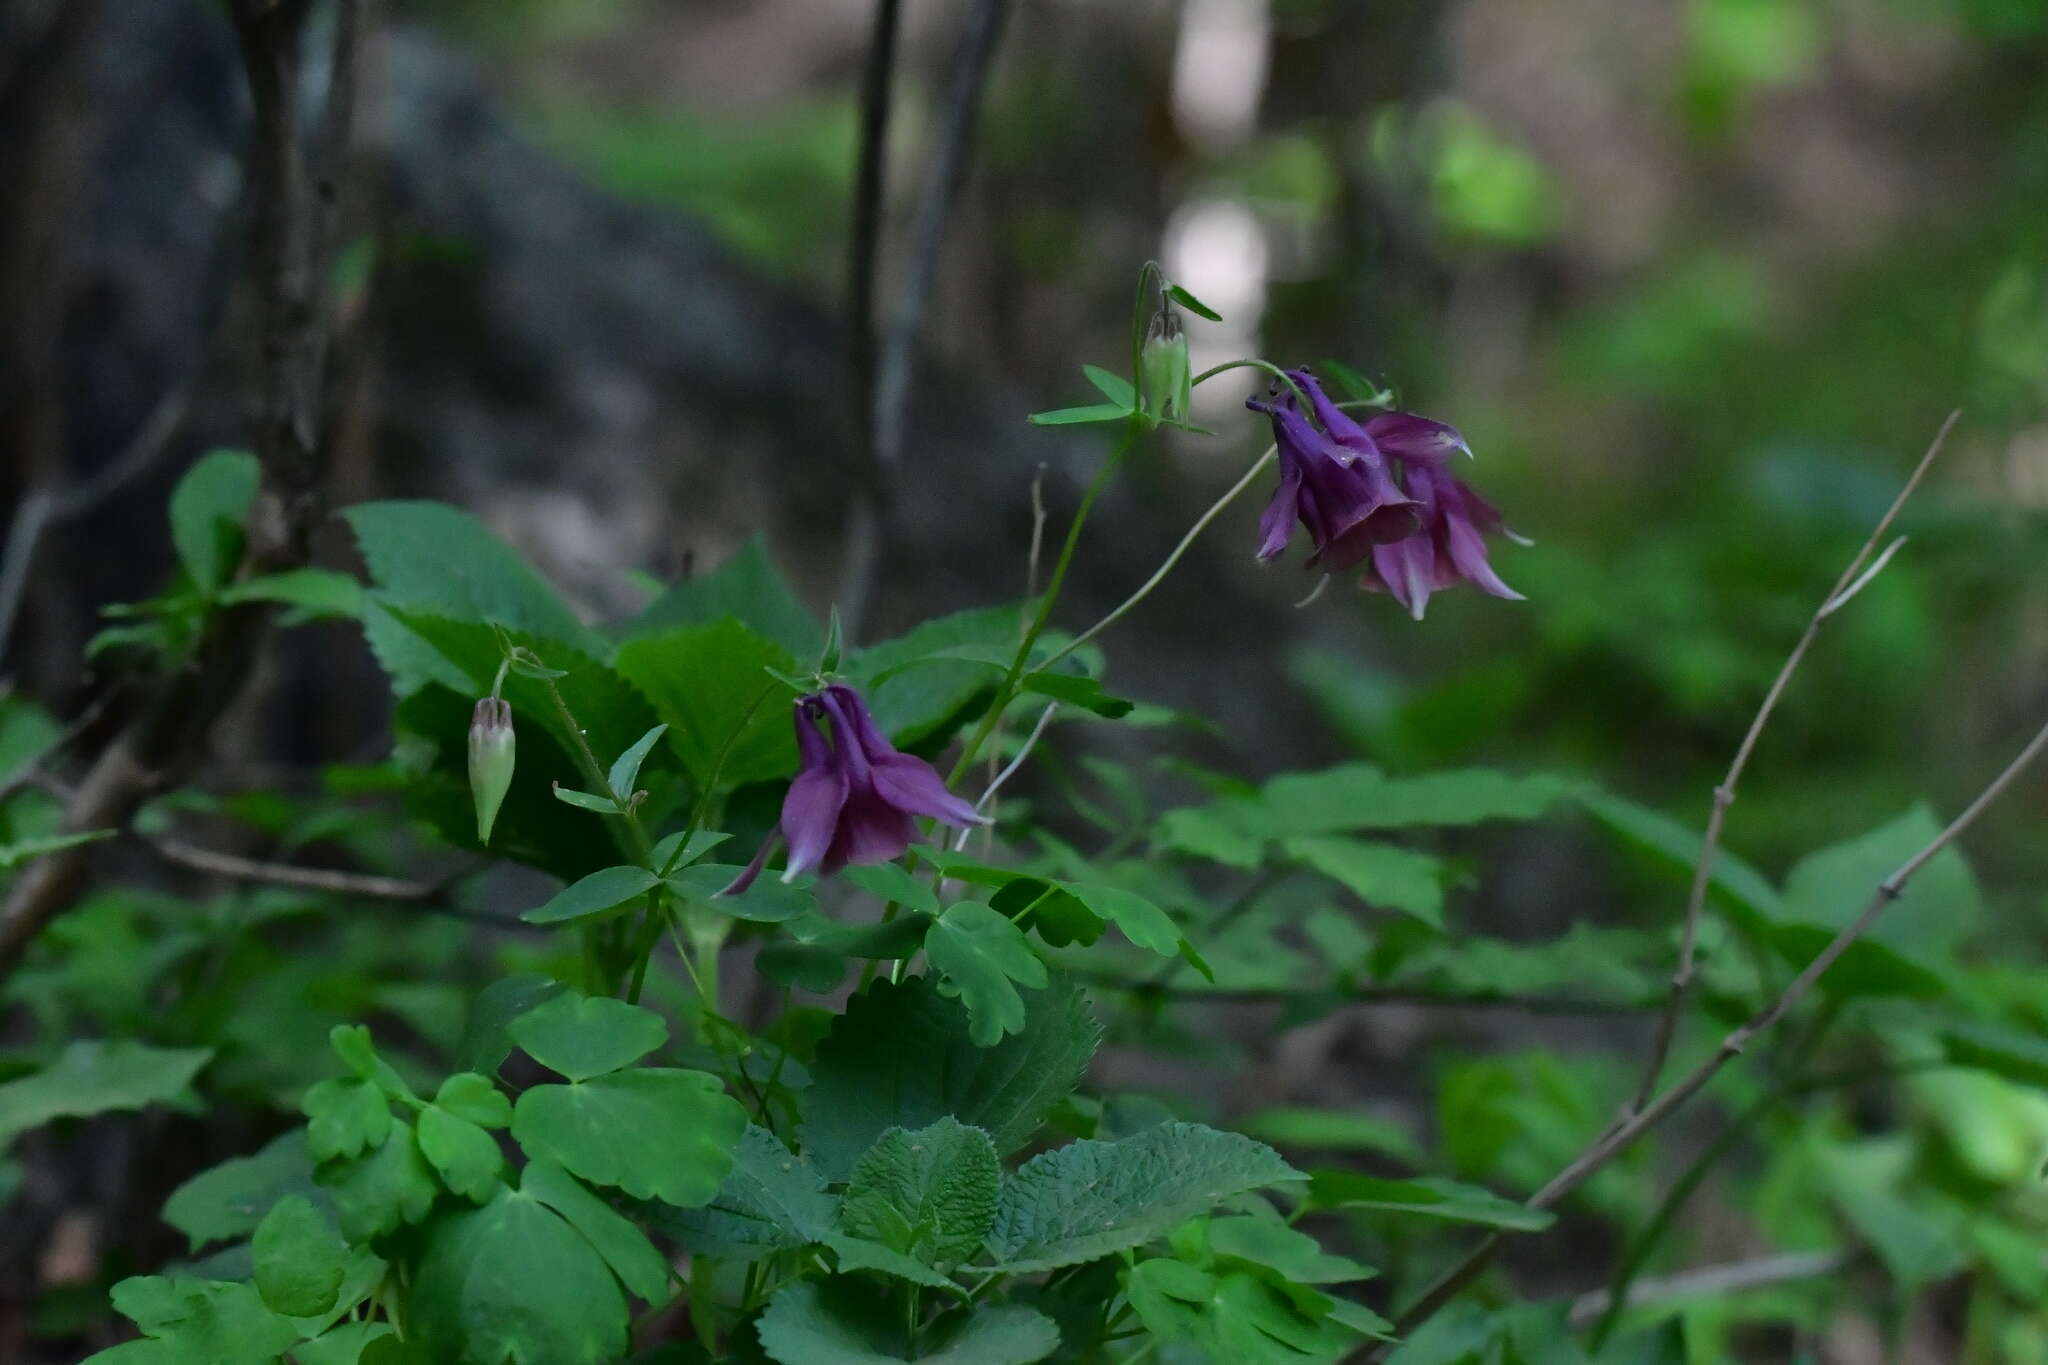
[1140,305,1191,425]
[469,697,515,844]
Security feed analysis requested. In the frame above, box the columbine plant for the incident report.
[94,262,1938,1365]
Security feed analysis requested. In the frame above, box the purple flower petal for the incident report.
[1363,412,1469,464]
[1439,481,1523,601]
[822,792,919,873]
[1256,450,1304,562]
[870,752,987,828]
[1291,370,1379,466]
[779,701,848,879]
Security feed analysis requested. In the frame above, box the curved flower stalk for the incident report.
[1249,369,1525,617]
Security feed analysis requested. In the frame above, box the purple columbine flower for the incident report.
[1246,384,1420,572]
[1250,367,1523,618]
[1292,370,1469,467]
[779,684,986,881]
[1360,460,1529,620]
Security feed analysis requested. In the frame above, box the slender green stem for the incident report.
[1129,260,1166,392]
[540,674,653,865]
[1190,357,1307,409]
[623,895,667,1004]
[947,424,1136,784]
[1038,444,1276,674]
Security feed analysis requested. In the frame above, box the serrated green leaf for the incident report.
[323,1116,440,1240]
[1302,1172,1552,1230]
[509,992,668,1081]
[1777,805,1977,991]
[615,620,802,789]
[1204,1216,1376,1284]
[608,724,669,800]
[844,863,942,917]
[252,1196,346,1317]
[410,1186,629,1365]
[1161,766,1577,854]
[667,863,815,923]
[170,449,260,592]
[1056,883,1181,957]
[757,1279,1058,1365]
[0,1041,212,1144]
[1152,807,1266,870]
[985,1124,1303,1272]
[784,909,932,959]
[291,1321,395,1365]
[756,942,851,993]
[418,1103,504,1202]
[522,1159,672,1303]
[375,611,655,788]
[523,865,661,926]
[1238,1108,1424,1165]
[163,1131,321,1251]
[328,1025,414,1101]
[1578,790,1782,923]
[512,1069,746,1206]
[842,1119,1000,1270]
[1026,403,1129,426]
[846,606,1018,749]
[456,976,566,1076]
[652,1125,838,1261]
[925,903,1049,1046]
[433,1073,511,1129]
[1278,836,1446,928]
[628,536,820,658]
[286,1323,388,1365]
[824,1233,965,1291]
[345,501,608,695]
[108,1277,300,1362]
[800,976,1100,1181]
[304,1078,392,1162]
[1126,1260,1359,1364]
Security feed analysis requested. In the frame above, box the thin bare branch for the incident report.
[0,0,362,984]
[0,386,192,663]
[148,836,444,901]
[1360,706,2048,1358]
[1083,971,1653,1017]
[834,0,905,642]
[874,0,1011,479]
[1567,1250,1853,1328]
[1630,411,1959,1113]
[952,701,1059,855]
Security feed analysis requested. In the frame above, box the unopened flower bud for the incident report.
[469,697,515,844]
[1140,307,1192,424]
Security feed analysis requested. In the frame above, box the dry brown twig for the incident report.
[0,0,362,983]
[1631,409,1960,1111]
[147,836,441,902]
[1350,417,2048,1358]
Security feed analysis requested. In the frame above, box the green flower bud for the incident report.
[469,697,515,844]
[1139,306,1191,424]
